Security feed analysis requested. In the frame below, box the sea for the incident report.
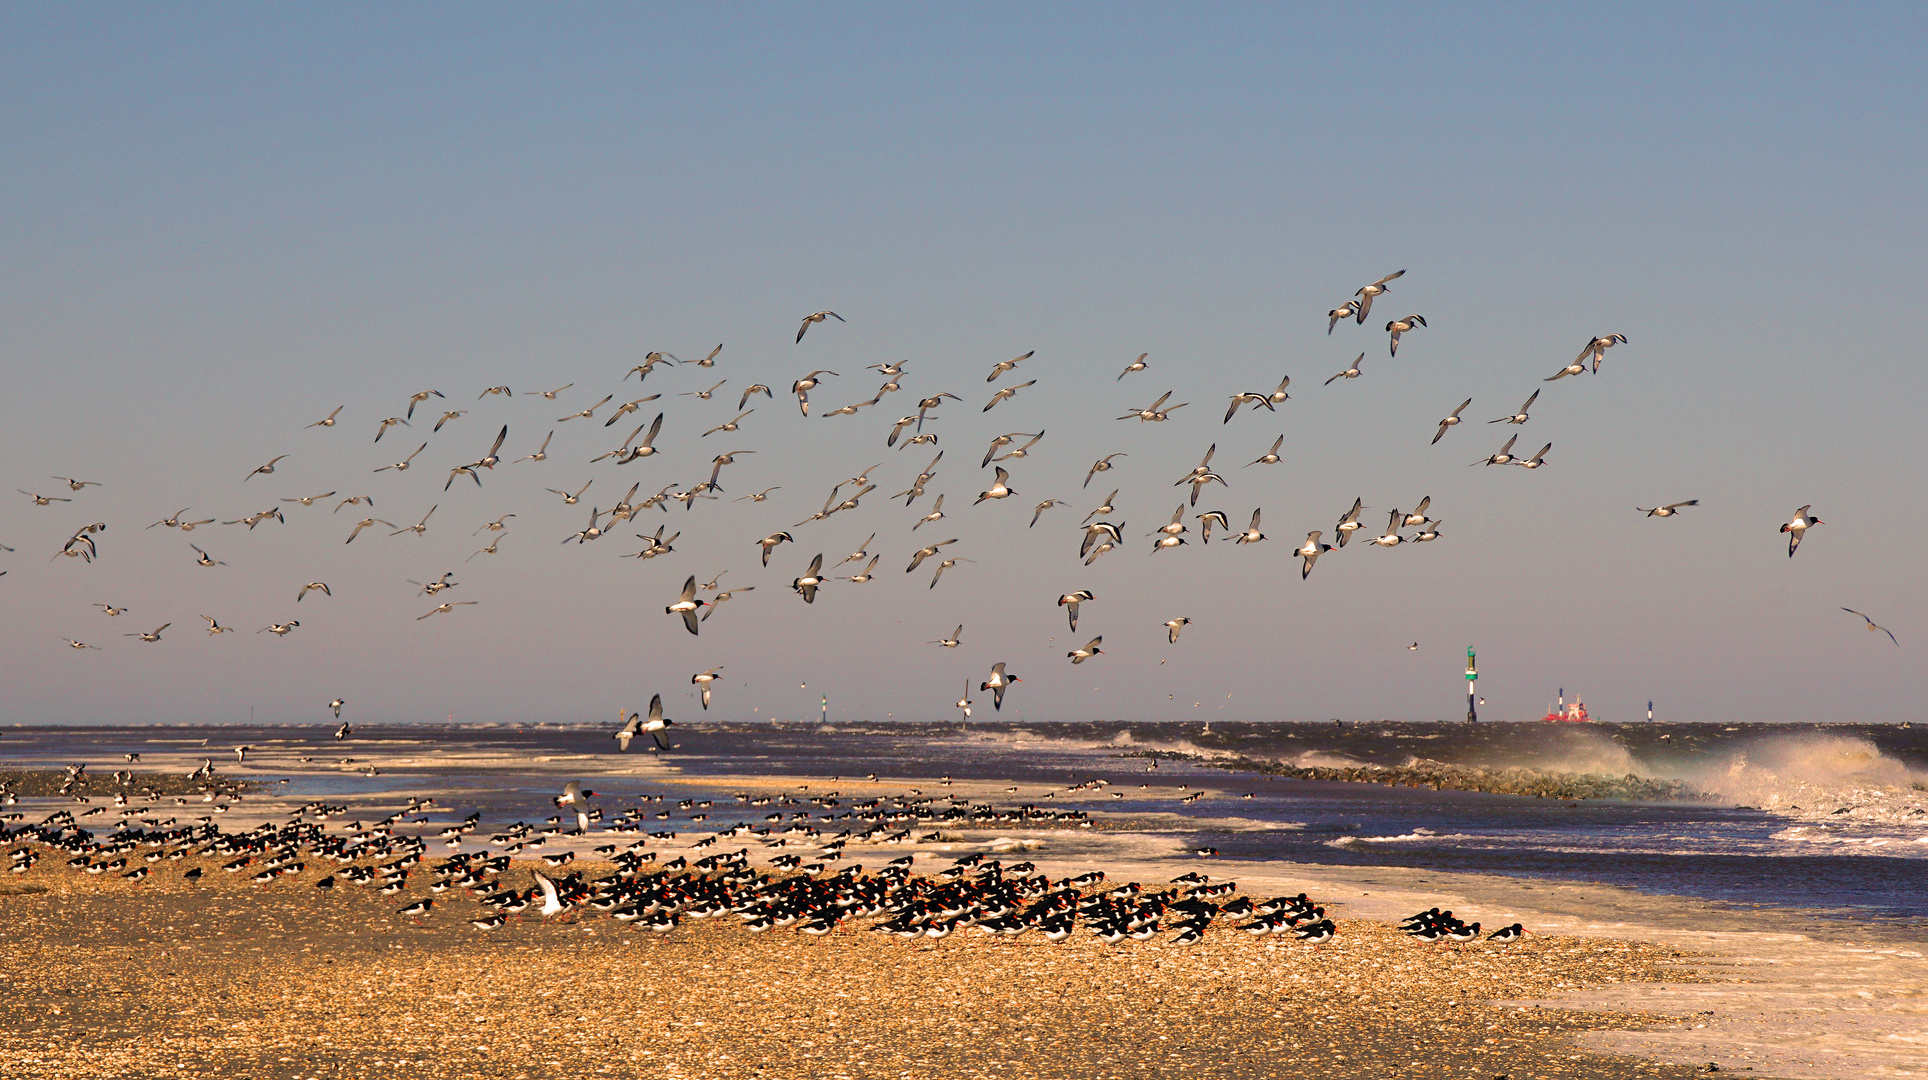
[5,718,1925,926]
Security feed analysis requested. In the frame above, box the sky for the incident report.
[2,4,1924,728]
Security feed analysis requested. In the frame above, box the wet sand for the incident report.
[0,852,1732,1080]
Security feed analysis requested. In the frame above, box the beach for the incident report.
[3,853,1716,1080]
[3,721,1924,1079]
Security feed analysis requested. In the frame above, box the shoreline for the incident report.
[4,803,1922,1080]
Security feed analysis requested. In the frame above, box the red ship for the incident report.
[1541,688,1592,723]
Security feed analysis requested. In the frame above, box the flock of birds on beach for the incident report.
[6,266,1890,744]
[1,774,1528,950]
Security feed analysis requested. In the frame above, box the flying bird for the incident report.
[1638,500,1699,517]
[296,582,331,601]
[1296,531,1331,579]
[928,557,972,589]
[1513,443,1553,469]
[1164,617,1192,644]
[1780,505,1823,557]
[1324,354,1365,385]
[667,576,707,634]
[416,602,476,620]
[793,554,827,603]
[1119,391,1187,422]
[1352,269,1405,323]
[980,662,1020,711]
[1490,389,1539,425]
[1432,399,1472,444]
[244,455,288,482]
[1030,499,1065,528]
[796,310,845,342]
[791,371,837,416]
[374,443,426,473]
[692,667,724,710]
[514,431,554,464]
[1840,608,1898,647]
[1058,591,1094,631]
[983,379,1036,412]
[1084,454,1125,488]
[986,351,1034,382]
[1474,435,1519,467]
[344,518,395,543]
[1384,314,1426,356]
[976,467,1017,504]
[1117,353,1149,379]
[1577,333,1628,373]
[1068,637,1104,664]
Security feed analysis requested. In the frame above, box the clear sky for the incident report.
[2,4,1924,728]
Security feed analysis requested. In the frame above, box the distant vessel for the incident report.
[1542,688,1592,723]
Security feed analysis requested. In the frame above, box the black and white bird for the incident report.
[1638,500,1699,517]
[1324,354,1365,385]
[666,576,708,634]
[1296,531,1331,579]
[1780,505,1824,557]
[1490,389,1539,425]
[793,554,827,603]
[1576,333,1627,372]
[1068,637,1104,664]
[692,667,724,709]
[1352,269,1404,323]
[796,310,844,342]
[980,662,1020,711]
[1475,435,1519,467]
[1432,398,1472,444]
[1384,314,1426,356]
[1058,591,1094,632]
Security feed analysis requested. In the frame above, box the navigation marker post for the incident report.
[1465,646,1479,722]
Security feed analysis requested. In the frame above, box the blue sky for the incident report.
[2,4,1924,726]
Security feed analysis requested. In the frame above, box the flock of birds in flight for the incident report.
[7,267,1893,736]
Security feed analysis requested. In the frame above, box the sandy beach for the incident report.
[3,844,1734,1080]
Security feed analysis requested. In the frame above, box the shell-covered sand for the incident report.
[0,853,1737,1080]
